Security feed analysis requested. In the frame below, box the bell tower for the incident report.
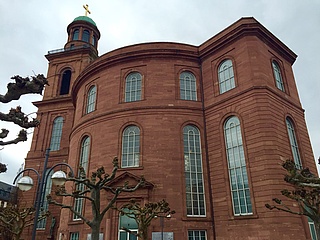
[22,8,100,239]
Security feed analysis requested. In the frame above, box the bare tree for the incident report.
[265,159,320,239]
[118,199,175,240]
[0,74,48,172]
[47,157,145,240]
[0,203,49,240]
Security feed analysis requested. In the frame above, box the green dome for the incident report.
[73,16,97,26]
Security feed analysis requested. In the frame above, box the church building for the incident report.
[21,9,317,240]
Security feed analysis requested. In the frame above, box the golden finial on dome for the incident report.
[83,4,91,16]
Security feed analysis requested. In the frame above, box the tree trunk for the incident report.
[91,220,101,240]
[139,225,148,240]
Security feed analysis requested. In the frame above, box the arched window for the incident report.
[118,209,138,240]
[82,30,90,43]
[286,118,302,168]
[183,125,206,216]
[73,136,90,220]
[72,29,79,40]
[86,86,96,114]
[180,71,197,101]
[224,116,252,216]
[218,59,235,94]
[92,35,96,46]
[125,72,142,102]
[49,117,64,151]
[121,126,140,168]
[60,70,71,95]
[272,61,285,91]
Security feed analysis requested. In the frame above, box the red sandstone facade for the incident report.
[21,16,316,240]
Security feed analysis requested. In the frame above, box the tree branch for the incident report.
[0,74,48,103]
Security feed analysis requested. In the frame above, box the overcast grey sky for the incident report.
[0,0,319,184]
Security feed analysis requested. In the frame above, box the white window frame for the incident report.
[180,71,197,101]
[188,230,207,240]
[125,72,142,102]
[218,59,235,94]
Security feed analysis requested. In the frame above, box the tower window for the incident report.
[180,71,197,101]
[272,61,285,91]
[82,30,90,43]
[224,116,252,216]
[72,29,79,40]
[218,59,235,94]
[60,70,71,95]
[49,116,64,151]
[92,35,96,46]
[286,117,302,169]
[183,125,206,217]
[125,72,142,102]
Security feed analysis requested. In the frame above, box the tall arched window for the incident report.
[73,136,90,220]
[72,29,79,40]
[286,117,302,168]
[183,125,206,216]
[125,72,142,102]
[82,30,90,43]
[218,59,235,94]
[49,117,64,151]
[86,85,96,114]
[118,209,138,240]
[272,61,285,91]
[224,116,252,216]
[121,126,140,168]
[60,70,71,95]
[180,71,197,101]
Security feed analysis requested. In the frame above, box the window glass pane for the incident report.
[224,116,252,216]
[218,59,235,94]
[49,117,64,151]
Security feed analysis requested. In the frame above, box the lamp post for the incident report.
[155,214,171,240]
[13,148,74,240]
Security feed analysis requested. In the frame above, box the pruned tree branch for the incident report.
[0,74,48,103]
[0,74,48,172]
